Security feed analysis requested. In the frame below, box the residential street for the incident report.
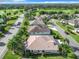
[0,14,24,59]
[52,19,79,57]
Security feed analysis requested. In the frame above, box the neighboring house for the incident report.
[75,14,79,17]
[74,20,79,27]
[60,19,68,24]
[68,19,79,27]
[68,19,75,26]
[28,25,50,35]
[30,19,45,26]
[75,28,79,33]
[24,35,59,54]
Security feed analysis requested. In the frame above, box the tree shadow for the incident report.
[5,31,12,35]
[0,42,6,46]
[71,46,79,52]
[24,53,63,59]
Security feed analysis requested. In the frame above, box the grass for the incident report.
[5,19,17,32]
[70,33,79,42]
[36,12,40,16]
[7,19,16,25]
[51,29,64,41]
[39,8,76,14]
[0,9,22,37]
[56,21,79,43]
[56,21,67,31]
[3,51,20,59]
[34,54,75,59]
[38,55,65,59]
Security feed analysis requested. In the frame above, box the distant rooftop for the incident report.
[30,19,45,26]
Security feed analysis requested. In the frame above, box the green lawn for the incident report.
[38,55,65,59]
[0,9,23,38]
[39,8,76,14]
[50,29,64,41]
[7,19,17,25]
[5,19,17,32]
[56,21,79,43]
[37,55,75,59]
[56,21,67,31]
[70,33,79,42]
[3,51,20,59]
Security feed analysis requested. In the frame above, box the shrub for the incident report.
[0,32,4,38]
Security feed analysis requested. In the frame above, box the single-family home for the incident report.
[68,19,79,27]
[28,25,50,35]
[24,35,59,54]
[30,19,45,26]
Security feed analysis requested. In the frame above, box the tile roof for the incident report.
[28,25,50,33]
[25,35,59,50]
[30,19,45,26]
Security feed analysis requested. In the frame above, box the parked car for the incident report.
[77,30,79,33]
[17,22,21,26]
[0,42,5,46]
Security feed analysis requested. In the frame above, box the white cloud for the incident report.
[13,0,25,2]
[27,1,79,4]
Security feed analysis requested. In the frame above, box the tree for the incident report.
[64,38,70,45]
[8,15,29,57]
[63,14,70,24]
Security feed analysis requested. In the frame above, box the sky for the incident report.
[0,0,79,4]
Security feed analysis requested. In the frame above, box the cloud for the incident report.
[0,0,25,2]
[27,1,79,4]
[13,0,25,2]
[0,0,79,4]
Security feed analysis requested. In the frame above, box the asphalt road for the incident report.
[0,14,24,59]
[52,19,79,57]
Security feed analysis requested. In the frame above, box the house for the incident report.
[74,20,79,27]
[28,25,50,35]
[68,19,79,27]
[30,19,45,26]
[75,28,79,33]
[24,35,59,54]
[68,19,75,26]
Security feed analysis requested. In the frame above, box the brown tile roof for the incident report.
[30,19,45,26]
[28,25,50,33]
[25,35,59,50]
